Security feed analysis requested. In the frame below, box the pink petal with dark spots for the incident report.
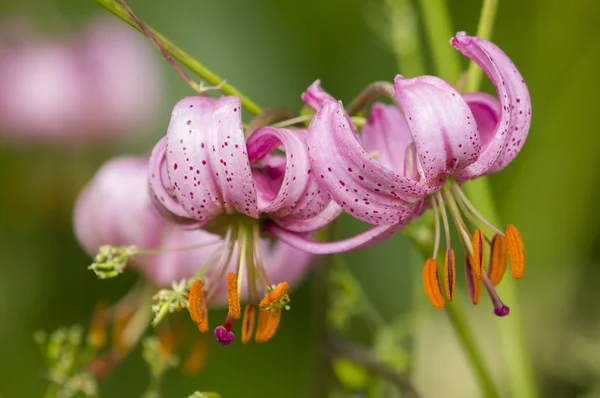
[451,32,531,177]
[394,75,481,182]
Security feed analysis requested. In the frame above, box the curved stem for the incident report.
[417,0,462,83]
[93,0,263,116]
[465,0,499,93]
[445,299,500,398]
[328,337,421,398]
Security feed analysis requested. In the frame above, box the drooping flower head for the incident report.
[149,96,339,344]
[268,32,530,316]
[74,155,314,346]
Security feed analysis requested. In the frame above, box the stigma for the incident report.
[422,180,525,316]
[185,217,291,345]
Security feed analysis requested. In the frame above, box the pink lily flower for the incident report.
[268,32,530,316]
[0,16,162,145]
[74,156,313,309]
[148,96,339,343]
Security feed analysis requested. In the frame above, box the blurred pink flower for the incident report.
[0,16,162,145]
[73,155,313,306]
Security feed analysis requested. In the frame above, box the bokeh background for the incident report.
[1,0,600,397]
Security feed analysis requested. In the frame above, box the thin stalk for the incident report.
[93,0,262,115]
[465,0,499,93]
[462,0,539,395]
[445,299,500,398]
[465,179,539,398]
[385,0,425,77]
[417,0,462,83]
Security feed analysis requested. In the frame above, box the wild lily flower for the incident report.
[268,32,530,316]
[148,95,339,344]
[74,155,313,309]
[0,16,161,144]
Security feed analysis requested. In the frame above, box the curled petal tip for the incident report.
[451,31,470,46]
[494,305,510,317]
[214,326,234,346]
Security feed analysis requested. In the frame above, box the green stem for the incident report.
[417,0,462,83]
[461,0,538,396]
[465,0,499,92]
[385,0,425,76]
[445,300,500,398]
[93,0,263,116]
[464,179,539,398]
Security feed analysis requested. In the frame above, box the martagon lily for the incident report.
[266,32,531,316]
[74,155,314,347]
[149,95,341,344]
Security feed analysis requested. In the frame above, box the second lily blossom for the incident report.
[268,32,531,316]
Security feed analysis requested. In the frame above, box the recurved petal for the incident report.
[301,79,336,111]
[362,103,414,175]
[307,99,432,225]
[165,96,258,222]
[247,127,311,215]
[451,32,531,176]
[394,75,481,183]
[149,136,197,223]
[273,201,342,233]
[265,222,405,254]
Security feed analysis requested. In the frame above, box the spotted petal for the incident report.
[307,99,432,225]
[247,126,342,232]
[451,32,531,177]
[163,96,258,222]
[394,75,481,183]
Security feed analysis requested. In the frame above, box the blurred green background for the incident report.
[1,0,600,397]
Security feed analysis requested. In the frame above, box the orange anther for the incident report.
[111,304,134,354]
[505,225,525,279]
[255,309,271,343]
[471,229,485,280]
[227,273,241,319]
[259,282,289,310]
[444,249,456,302]
[241,304,256,344]
[465,256,482,305]
[488,234,508,286]
[422,258,444,309]
[256,308,282,343]
[188,279,209,333]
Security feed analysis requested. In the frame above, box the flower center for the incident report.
[421,179,525,316]
[185,215,290,345]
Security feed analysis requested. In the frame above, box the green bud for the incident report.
[88,245,137,279]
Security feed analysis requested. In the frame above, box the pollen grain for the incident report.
[188,279,209,332]
[259,282,289,310]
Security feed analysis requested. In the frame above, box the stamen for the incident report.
[505,225,525,279]
[256,309,282,343]
[471,229,485,280]
[259,282,289,310]
[452,184,504,236]
[465,256,482,305]
[255,308,270,343]
[482,273,510,317]
[227,273,241,319]
[488,234,508,286]
[188,280,209,333]
[444,249,456,302]
[431,197,441,259]
[422,258,444,309]
[89,301,110,350]
[112,304,134,354]
[241,304,256,344]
